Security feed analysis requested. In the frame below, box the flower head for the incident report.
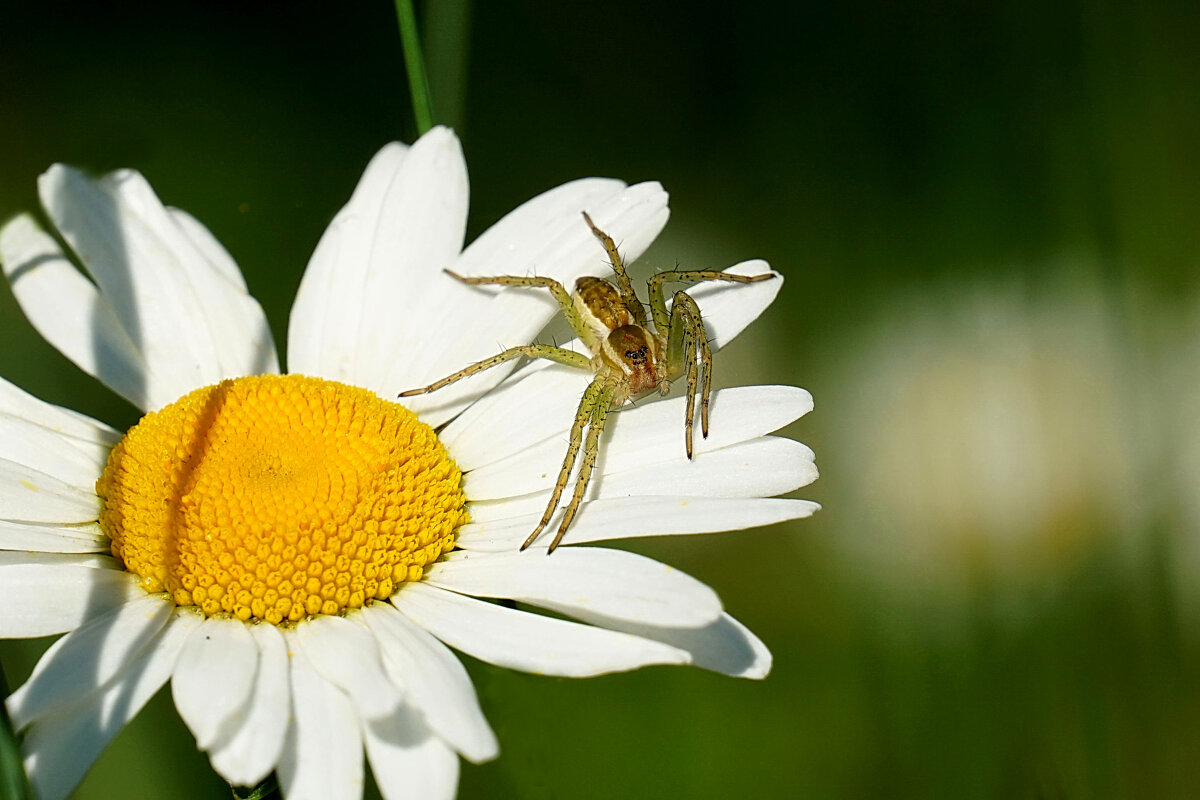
[0,127,818,799]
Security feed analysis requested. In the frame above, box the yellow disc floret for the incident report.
[96,375,467,625]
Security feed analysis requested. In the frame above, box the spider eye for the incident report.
[622,344,649,364]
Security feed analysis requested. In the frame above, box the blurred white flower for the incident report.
[1160,297,1200,624]
[826,277,1145,598]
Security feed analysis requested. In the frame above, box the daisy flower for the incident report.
[0,127,818,800]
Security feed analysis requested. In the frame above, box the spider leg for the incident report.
[580,212,648,328]
[546,381,617,553]
[648,268,775,337]
[398,345,590,397]
[668,291,709,459]
[521,378,608,550]
[446,270,600,349]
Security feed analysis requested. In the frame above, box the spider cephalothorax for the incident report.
[400,213,775,552]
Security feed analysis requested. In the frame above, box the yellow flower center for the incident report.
[96,375,466,625]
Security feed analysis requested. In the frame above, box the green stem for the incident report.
[233,775,278,799]
[0,660,32,800]
[423,0,472,132]
[394,0,435,135]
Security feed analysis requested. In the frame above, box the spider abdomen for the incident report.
[574,276,637,343]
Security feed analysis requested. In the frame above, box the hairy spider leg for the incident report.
[580,211,648,328]
[398,345,591,397]
[648,269,776,339]
[649,269,777,455]
[444,270,600,350]
[521,378,613,551]
[545,380,618,552]
[668,291,707,460]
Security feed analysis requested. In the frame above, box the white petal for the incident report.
[423,179,626,330]
[457,496,821,550]
[7,592,171,729]
[391,582,690,677]
[207,622,291,787]
[0,458,99,522]
[0,214,149,408]
[288,128,468,393]
[590,436,818,497]
[0,550,117,569]
[465,436,817,512]
[167,207,248,290]
[285,141,408,382]
[277,647,364,800]
[0,375,120,448]
[171,616,258,750]
[602,384,812,470]
[294,614,402,721]
[162,206,279,379]
[440,365,593,472]
[463,384,813,496]
[39,165,278,410]
[0,412,109,489]
[360,603,498,763]
[20,611,200,800]
[427,547,722,629]
[601,611,773,679]
[0,519,108,553]
[393,177,625,386]
[364,705,459,800]
[399,180,671,427]
[0,561,142,637]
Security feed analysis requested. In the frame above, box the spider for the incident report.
[400,212,775,552]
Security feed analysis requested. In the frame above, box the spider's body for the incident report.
[575,276,667,399]
[400,213,775,552]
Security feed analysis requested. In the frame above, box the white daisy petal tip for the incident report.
[206,622,291,787]
[428,547,723,630]
[364,705,460,800]
[457,496,822,551]
[358,603,500,764]
[23,160,283,409]
[684,259,785,351]
[0,212,40,264]
[393,583,692,678]
[604,612,773,680]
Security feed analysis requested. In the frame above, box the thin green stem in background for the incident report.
[233,775,278,800]
[0,661,32,800]
[394,0,435,135]
[423,0,471,132]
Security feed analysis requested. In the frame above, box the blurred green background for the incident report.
[3,1,1200,797]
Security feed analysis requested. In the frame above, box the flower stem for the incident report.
[423,0,471,132]
[0,661,32,800]
[233,776,278,799]
[394,0,435,134]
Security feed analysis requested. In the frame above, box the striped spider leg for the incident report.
[399,212,775,552]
